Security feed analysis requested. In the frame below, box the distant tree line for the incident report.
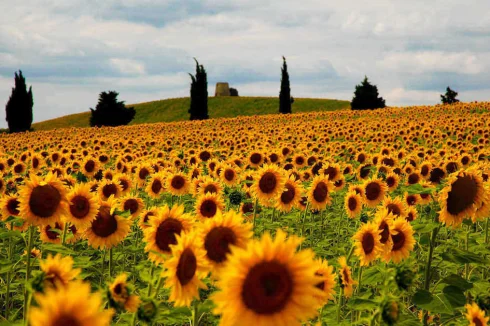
[4,64,463,132]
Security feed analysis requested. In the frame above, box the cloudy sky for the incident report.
[1,0,490,127]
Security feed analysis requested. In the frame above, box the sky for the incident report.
[1,0,490,127]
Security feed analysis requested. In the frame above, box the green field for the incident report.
[31,96,350,131]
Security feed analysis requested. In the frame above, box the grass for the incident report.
[32,96,350,131]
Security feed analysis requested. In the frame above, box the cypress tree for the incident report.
[350,76,386,110]
[5,70,33,133]
[188,58,208,120]
[89,91,135,127]
[440,87,459,104]
[279,56,292,114]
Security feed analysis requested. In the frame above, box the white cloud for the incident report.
[109,58,147,75]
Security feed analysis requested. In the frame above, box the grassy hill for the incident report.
[32,96,350,131]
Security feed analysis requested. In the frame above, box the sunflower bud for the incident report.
[137,298,158,323]
[381,300,399,325]
[395,265,415,291]
[228,190,243,206]
[476,293,490,312]
[360,212,369,224]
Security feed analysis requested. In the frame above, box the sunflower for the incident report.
[374,208,395,253]
[338,256,357,298]
[198,210,252,276]
[113,173,133,196]
[221,165,240,186]
[39,253,81,290]
[39,222,65,244]
[166,172,190,196]
[406,171,422,185]
[195,193,225,220]
[98,179,122,201]
[29,281,114,326]
[143,173,164,199]
[248,151,264,168]
[80,157,99,178]
[197,176,223,196]
[381,196,407,219]
[119,195,144,219]
[0,194,21,221]
[344,190,363,219]
[66,183,99,230]
[439,168,485,227]
[143,204,193,264]
[162,232,209,307]
[138,207,158,230]
[108,273,141,312]
[84,197,131,250]
[474,184,490,222]
[251,164,286,206]
[187,164,202,180]
[404,192,420,207]
[308,175,334,210]
[30,154,44,172]
[385,173,399,191]
[352,222,382,266]
[12,162,27,175]
[405,206,418,222]
[313,259,336,305]
[275,176,303,212]
[418,180,434,205]
[293,154,307,168]
[362,178,388,208]
[18,172,69,227]
[65,224,83,244]
[321,162,342,182]
[212,230,323,326]
[135,164,154,187]
[383,218,415,263]
[465,302,489,326]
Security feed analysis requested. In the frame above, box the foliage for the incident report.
[441,87,460,105]
[351,76,386,110]
[5,70,33,133]
[188,58,209,120]
[89,91,136,127]
[229,88,239,97]
[279,56,293,114]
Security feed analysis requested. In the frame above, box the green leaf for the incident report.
[0,230,23,240]
[440,274,473,291]
[413,222,439,234]
[442,285,466,308]
[346,298,378,311]
[413,290,453,314]
[412,290,433,305]
[441,248,489,265]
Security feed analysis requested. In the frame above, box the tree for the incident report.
[229,87,239,96]
[279,56,292,114]
[188,58,208,120]
[440,87,459,104]
[350,76,386,110]
[89,91,135,127]
[5,70,33,133]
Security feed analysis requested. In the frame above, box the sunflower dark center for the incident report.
[357,153,366,163]
[362,232,375,254]
[387,203,401,216]
[29,184,62,218]
[382,157,395,166]
[204,226,237,263]
[379,221,390,244]
[176,248,197,286]
[199,151,211,161]
[348,197,358,211]
[242,260,293,315]
[313,182,328,203]
[258,172,278,194]
[446,162,458,174]
[406,212,415,222]
[224,169,235,181]
[85,160,95,173]
[360,165,372,179]
[7,198,20,216]
[365,182,381,201]
[315,272,325,290]
[295,157,304,165]
[151,179,162,194]
[32,158,39,169]
[241,202,254,214]
[269,153,279,163]
[408,174,420,185]
[102,183,118,199]
[250,153,262,164]
[429,168,445,184]
[171,176,185,190]
[473,317,483,326]
[91,205,118,238]
[421,165,429,176]
[462,157,470,165]
[119,179,129,191]
[53,315,82,326]
[446,175,478,216]
[45,223,62,240]
[114,283,123,295]
[143,212,154,223]
[391,229,406,251]
[203,184,218,194]
[14,164,23,174]
[139,168,150,180]
[124,199,139,214]
[280,184,296,205]
[155,218,183,252]
[200,199,218,218]
[70,195,90,219]
[406,195,417,206]
[324,167,338,180]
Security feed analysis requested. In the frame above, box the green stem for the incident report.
[357,266,363,294]
[346,245,355,265]
[61,222,69,245]
[299,203,310,249]
[252,198,258,234]
[147,265,155,296]
[109,248,113,277]
[151,276,164,299]
[336,287,344,323]
[192,300,199,326]
[465,230,470,280]
[131,311,138,326]
[423,224,441,325]
[23,226,34,323]
[5,222,14,321]
[485,218,489,244]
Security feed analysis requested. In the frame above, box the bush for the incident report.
[440,87,459,104]
[279,56,292,114]
[229,88,239,96]
[5,70,33,133]
[188,58,209,120]
[89,91,136,127]
[351,76,386,110]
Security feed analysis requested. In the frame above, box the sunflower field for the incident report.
[1,103,490,325]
